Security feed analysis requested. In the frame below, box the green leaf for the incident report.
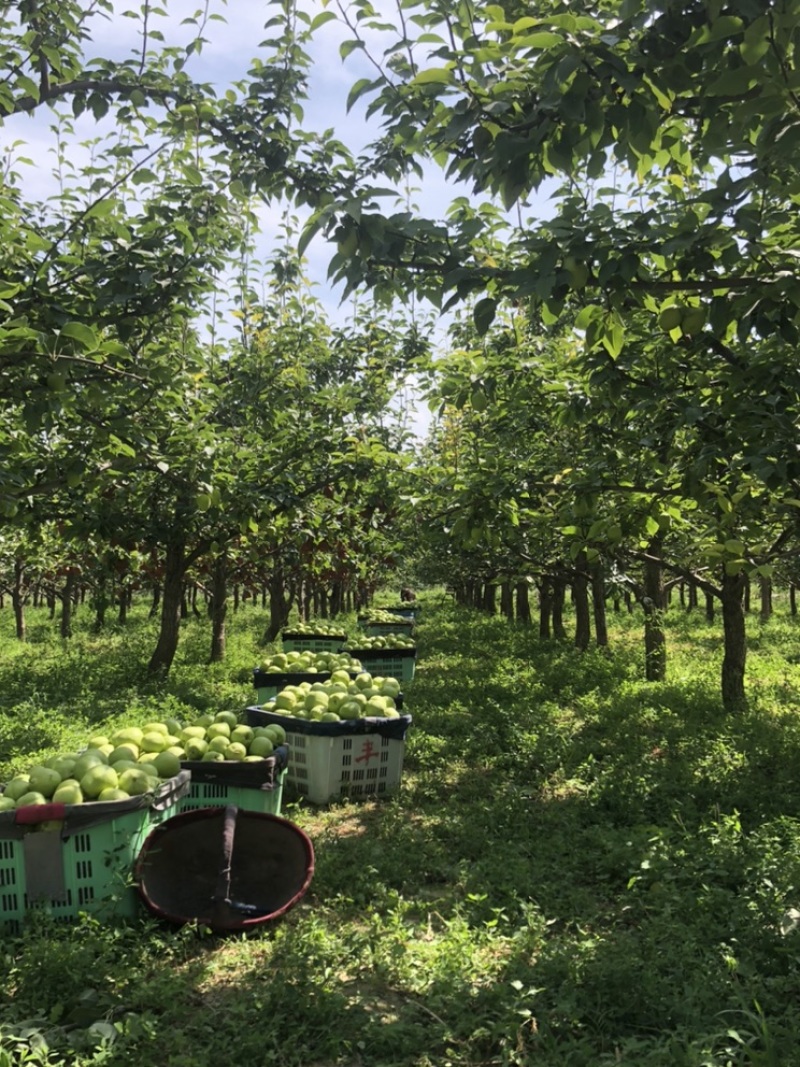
[575,304,603,330]
[517,31,564,49]
[740,16,771,64]
[473,297,496,336]
[108,434,137,458]
[411,67,453,86]
[340,39,365,60]
[310,10,337,30]
[60,322,98,350]
[707,68,755,97]
[346,77,377,112]
[85,199,116,219]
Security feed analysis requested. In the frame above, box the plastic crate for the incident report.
[344,647,416,683]
[246,707,412,805]
[361,621,415,638]
[253,669,334,704]
[0,772,190,933]
[382,606,418,620]
[281,632,348,653]
[178,746,288,816]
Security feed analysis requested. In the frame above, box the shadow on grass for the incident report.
[5,601,800,1065]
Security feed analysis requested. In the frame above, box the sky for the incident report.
[2,0,556,438]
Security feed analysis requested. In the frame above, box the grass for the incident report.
[3,593,800,1065]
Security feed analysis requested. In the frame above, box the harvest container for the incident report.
[383,606,417,620]
[360,619,415,638]
[281,631,348,653]
[246,707,412,805]
[0,771,191,933]
[178,746,288,816]
[343,647,416,684]
[252,668,334,703]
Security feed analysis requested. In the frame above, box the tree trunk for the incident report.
[538,579,552,638]
[721,571,747,712]
[12,559,26,641]
[60,571,77,639]
[330,581,344,618]
[302,582,313,622]
[705,590,715,623]
[642,537,666,682]
[759,575,772,622]
[590,560,608,648]
[687,581,698,611]
[263,570,293,643]
[149,581,161,619]
[791,583,797,617]
[483,582,497,614]
[552,576,567,639]
[500,581,514,621]
[209,555,228,663]
[515,581,532,626]
[573,561,591,651]
[743,575,751,613]
[147,542,186,676]
[117,586,128,626]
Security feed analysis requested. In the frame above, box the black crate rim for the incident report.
[246,706,411,741]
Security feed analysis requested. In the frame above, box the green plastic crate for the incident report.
[362,621,415,638]
[0,772,190,933]
[281,632,348,653]
[178,748,288,816]
[344,648,416,683]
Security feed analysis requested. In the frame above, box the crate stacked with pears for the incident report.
[0,710,288,931]
[248,611,419,805]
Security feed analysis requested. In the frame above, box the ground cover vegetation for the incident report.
[3,1,800,1062]
[3,592,800,1065]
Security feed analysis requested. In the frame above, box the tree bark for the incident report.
[687,581,698,611]
[552,576,567,639]
[515,581,532,626]
[642,537,666,681]
[209,554,228,663]
[483,582,497,614]
[148,542,186,675]
[590,560,608,648]
[538,578,552,638]
[12,559,26,641]
[263,569,293,643]
[573,560,591,651]
[149,581,161,619]
[116,590,127,626]
[705,590,715,623]
[721,570,747,711]
[500,581,514,621]
[330,581,344,618]
[60,571,77,639]
[791,583,797,617]
[759,575,772,622]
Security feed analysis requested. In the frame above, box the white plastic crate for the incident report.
[281,632,347,653]
[246,708,411,805]
[289,732,406,804]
